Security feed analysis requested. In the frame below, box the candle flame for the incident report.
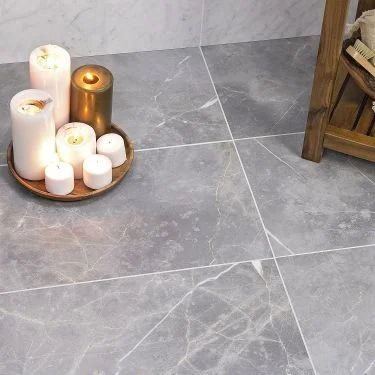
[83,72,99,84]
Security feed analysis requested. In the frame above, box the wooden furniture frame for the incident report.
[302,0,375,163]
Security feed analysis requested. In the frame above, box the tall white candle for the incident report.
[45,161,74,195]
[83,154,112,190]
[29,44,71,130]
[97,133,126,167]
[56,122,96,179]
[10,89,56,181]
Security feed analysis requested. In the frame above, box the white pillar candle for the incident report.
[83,154,112,190]
[45,161,74,195]
[30,44,71,130]
[10,89,56,181]
[56,122,96,179]
[96,133,127,167]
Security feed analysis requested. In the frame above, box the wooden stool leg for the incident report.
[302,0,349,162]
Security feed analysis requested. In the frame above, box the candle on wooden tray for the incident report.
[30,44,71,130]
[45,161,74,195]
[96,133,126,167]
[10,89,56,180]
[70,64,113,137]
[56,122,96,179]
[83,154,112,190]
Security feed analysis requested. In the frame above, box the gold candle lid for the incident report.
[71,64,113,92]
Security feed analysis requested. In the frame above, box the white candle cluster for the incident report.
[10,44,126,196]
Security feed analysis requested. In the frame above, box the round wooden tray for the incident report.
[7,124,134,202]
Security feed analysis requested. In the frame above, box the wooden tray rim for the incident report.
[7,124,134,202]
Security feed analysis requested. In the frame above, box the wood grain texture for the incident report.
[302,0,350,162]
[329,77,365,130]
[7,124,134,202]
[329,55,349,121]
[354,96,374,134]
[324,124,375,161]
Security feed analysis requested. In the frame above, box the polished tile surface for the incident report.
[201,0,358,46]
[236,134,375,255]
[73,48,230,149]
[0,142,270,292]
[202,36,319,138]
[202,0,324,46]
[0,0,202,64]
[0,261,314,374]
[1,36,375,374]
[279,247,375,375]
[0,0,359,65]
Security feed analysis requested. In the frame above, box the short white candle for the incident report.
[45,162,74,195]
[83,154,112,190]
[56,122,96,179]
[96,133,127,167]
[10,89,56,181]
[30,44,71,130]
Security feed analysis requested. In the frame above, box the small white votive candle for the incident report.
[56,122,96,179]
[83,154,112,190]
[96,133,126,167]
[45,162,74,195]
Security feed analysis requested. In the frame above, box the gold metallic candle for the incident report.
[70,64,113,137]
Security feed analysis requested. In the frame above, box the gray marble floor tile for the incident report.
[72,48,230,149]
[0,260,314,374]
[0,142,271,292]
[279,247,375,375]
[236,134,375,255]
[202,36,319,138]
[0,47,229,162]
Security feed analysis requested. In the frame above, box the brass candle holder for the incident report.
[70,64,113,137]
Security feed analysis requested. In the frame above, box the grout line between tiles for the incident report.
[0,256,274,297]
[234,131,304,142]
[199,45,318,375]
[275,242,375,260]
[134,139,232,152]
[0,131,305,169]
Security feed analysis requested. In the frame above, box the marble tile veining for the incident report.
[0,261,314,374]
[279,247,375,375]
[72,48,230,149]
[1,34,374,374]
[0,142,271,292]
[0,0,202,64]
[202,36,319,139]
[236,134,375,255]
[201,0,358,46]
